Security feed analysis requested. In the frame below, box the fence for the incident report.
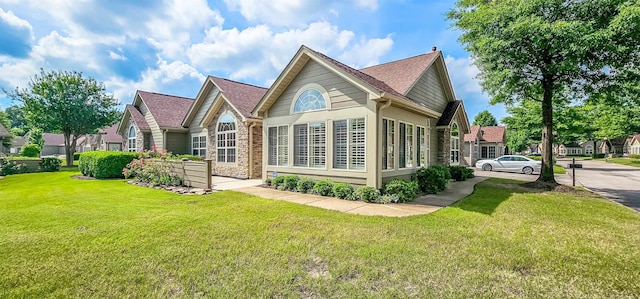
[167,159,212,190]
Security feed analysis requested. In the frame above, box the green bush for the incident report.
[296,178,315,193]
[21,144,41,157]
[449,166,474,181]
[265,178,272,186]
[73,153,82,161]
[271,176,285,188]
[416,166,450,194]
[313,180,334,196]
[629,154,640,159]
[592,153,606,159]
[0,158,21,176]
[376,194,398,204]
[332,182,355,200]
[39,157,62,172]
[174,154,204,161]
[79,151,138,179]
[283,175,299,191]
[123,158,182,186]
[354,186,381,203]
[383,179,418,203]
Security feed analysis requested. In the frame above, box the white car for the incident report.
[476,155,541,175]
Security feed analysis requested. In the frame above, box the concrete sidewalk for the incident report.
[236,176,488,217]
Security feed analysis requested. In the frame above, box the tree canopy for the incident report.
[448,0,640,183]
[472,110,498,127]
[7,69,120,166]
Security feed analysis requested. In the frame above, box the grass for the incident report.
[553,164,566,174]
[1,172,640,297]
[599,157,640,168]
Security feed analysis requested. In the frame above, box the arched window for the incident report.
[450,123,459,164]
[128,126,136,152]
[585,145,594,155]
[217,112,236,163]
[293,89,327,113]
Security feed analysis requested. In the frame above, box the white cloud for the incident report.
[108,51,126,61]
[444,55,482,94]
[338,35,394,68]
[0,8,33,35]
[354,0,378,10]
[223,0,325,26]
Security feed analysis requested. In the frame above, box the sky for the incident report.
[0,0,506,123]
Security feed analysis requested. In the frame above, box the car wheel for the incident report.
[482,164,492,171]
[523,166,533,175]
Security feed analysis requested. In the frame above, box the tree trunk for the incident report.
[64,134,76,167]
[537,78,558,184]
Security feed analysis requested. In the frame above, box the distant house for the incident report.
[97,124,122,151]
[558,142,582,156]
[42,133,67,156]
[75,134,98,153]
[117,91,194,153]
[182,76,267,179]
[10,136,26,155]
[600,137,626,156]
[625,135,640,155]
[463,126,506,165]
[0,123,11,154]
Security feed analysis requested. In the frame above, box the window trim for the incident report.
[331,117,366,172]
[128,126,136,152]
[382,118,395,171]
[417,125,426,167]
[290,83,331,114]
[450,122,460,165]
[398,121,414,169]
[216,111,237,164]
[191,134,207,157]
[267,125,289,167]
[292,121,327,169]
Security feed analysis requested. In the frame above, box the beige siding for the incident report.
[267,171,367,186]
[268,60,367,117]
[406,66,449,114]
[138,101,162,149]
[165,132,189,154]
[190,87,220,135]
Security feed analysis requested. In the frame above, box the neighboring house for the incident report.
[97,124,122,151]
[523,143,539,155]
[600,137,626,156]
[42,133,67,156]
[75,134,98,152]
[625,135,640,155]
[10,136,26,155]
[558,142,582,156]
[0,123,10,154]
[580,141,597,156]
[117,91,193,153]
[252,45,470,188]
[182,76,268,179]
[463,126,506,165]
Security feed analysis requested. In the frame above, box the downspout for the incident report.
[376,99,392,188]
[248,121,257,179]
[163,129,167,152]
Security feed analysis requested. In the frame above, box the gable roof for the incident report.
[253,45,442,118]
[464,125,481,142]
[464,125,506,143]
[100,124,122,143]
[11,136,25,147]
[0,123,10,138]
[123,104,150,131]
[360,52,439,95]
[136,90,193,129]
[43,133,65,146]
[209,76,267,118]
[436,100,462,126]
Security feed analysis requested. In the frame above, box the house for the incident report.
[117,91,194,153]
[97,124,122,151]
[625,135,640,155]
[9,136,26,155]
[41,133,66,156]
[0,123,10,154]
[600,137,626,157]
[181,76,267,179]
[75,134,98,153]
[463,126,506,164]
[252,45,470,188]
[558,142,582,156]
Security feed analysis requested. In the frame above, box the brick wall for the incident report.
[121,119,144,152]
[207,103,250,179]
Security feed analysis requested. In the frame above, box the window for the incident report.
[333,118,365,170]
[417,126,426,167]
[481,146,488,159]
[217,112,236,163]
[488,146,496,159]
[192,136,206,157]
[293,122,326,168]
[382,119,394,170]
[399,122,414,168]
[128,126,136,152]
[268,125,289,166]
[427,119,431,166]
[293,89,327,113]
[585,145,593,155]
[450,123,459,164]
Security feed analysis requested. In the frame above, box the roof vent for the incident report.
[432,46,437,52]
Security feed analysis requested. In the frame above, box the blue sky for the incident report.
[0,0,506,123]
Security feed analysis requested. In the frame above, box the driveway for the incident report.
[557,158,640,212]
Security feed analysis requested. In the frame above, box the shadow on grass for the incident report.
[60,166,79,172]
[454,178,545,215]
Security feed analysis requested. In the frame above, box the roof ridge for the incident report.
[137,90,194,100]
[359,51,438,71]
[209,76,268,90]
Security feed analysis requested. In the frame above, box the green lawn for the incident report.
[553,164,566,174]
[599,157,640,168]
[1,171,639,297]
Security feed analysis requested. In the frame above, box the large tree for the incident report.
[472,110,498,127]
[449,0,640,183]
[7,69,120,166]
[5,105,27,130]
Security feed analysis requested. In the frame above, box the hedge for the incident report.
[21,144,41,157]
[79,151,139,179]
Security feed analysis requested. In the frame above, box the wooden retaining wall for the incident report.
[167,160,212,190]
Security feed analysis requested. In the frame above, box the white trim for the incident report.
[398,121,415,169]
[330,117,366,172]
[382,117,395,171]
[216,110,237,164]
[290,83,332,114]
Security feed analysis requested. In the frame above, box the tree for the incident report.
[6,105,27,130]
[472,110,498,127]
[449,0,640,183]
[28,127,44,148]
[7,70,120,166]
[588,96,640,141]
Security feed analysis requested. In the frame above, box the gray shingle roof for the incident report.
[360,52,438,95]
[0,123,10,137]
[210,76,267,118]
[125,104,150,131]
[137,91,193,129]
[436,100,461,126]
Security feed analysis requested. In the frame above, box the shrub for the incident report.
[73,152,82,161]
[272,176,285,188]
[175,154,204,161]
[265,178,272,186]
[353,186,381,203]
[449,166,474,181]
[416,166,450,194]
[383,179,418,203]
[80,151,138,179]
[296,178,315,193]
[376,194,398,204]
[0,158,22,176]
[283,175,299,191]
[21,144,41,157]
[123,158,182,186]
[313,180,334,196]
[592,153,606,159]
[629,154,640,159]
[39,157,62,172]
[333,182,355,200]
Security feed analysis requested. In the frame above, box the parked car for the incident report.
[476,155,541,175]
